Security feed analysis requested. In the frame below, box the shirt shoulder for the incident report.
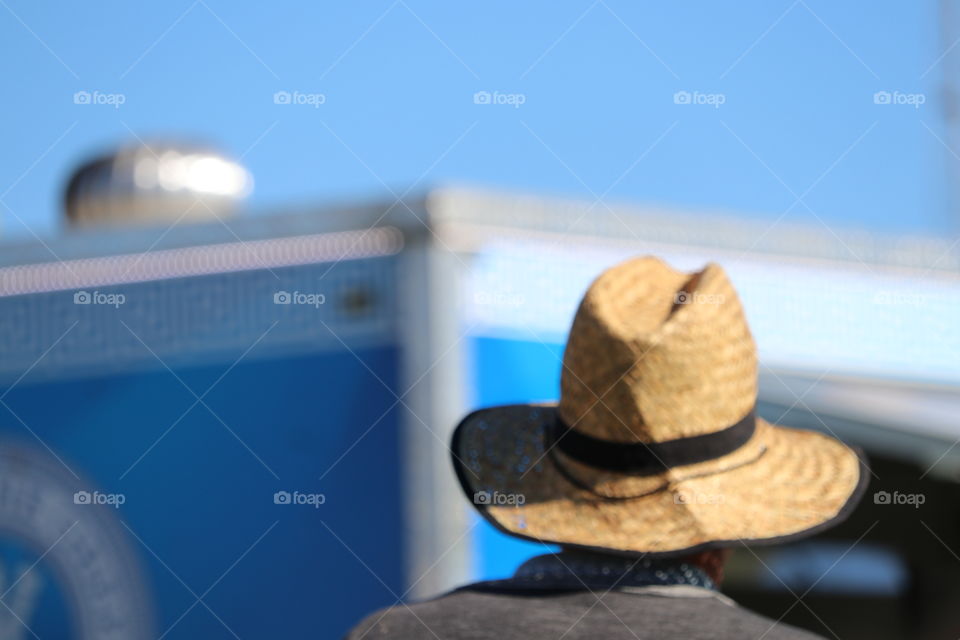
[342,585,828,640]
[341,597,457,640]
[342,586,530,640]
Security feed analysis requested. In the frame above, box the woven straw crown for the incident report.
[559,257,756,444]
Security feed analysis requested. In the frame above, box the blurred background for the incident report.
[0,1,958,638]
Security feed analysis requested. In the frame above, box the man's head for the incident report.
[680,548,732,585]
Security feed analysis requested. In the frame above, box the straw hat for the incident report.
[451,256,868,556]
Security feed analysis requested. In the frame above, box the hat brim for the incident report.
[451,404,869,557]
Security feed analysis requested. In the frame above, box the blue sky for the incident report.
[0,0,953,238]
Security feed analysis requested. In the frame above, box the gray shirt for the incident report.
[345,580,825,640]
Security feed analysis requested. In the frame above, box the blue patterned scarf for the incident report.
[507,550,717,591]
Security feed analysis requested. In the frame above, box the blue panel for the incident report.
[0,347,404,639]
[467,336,565,581]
